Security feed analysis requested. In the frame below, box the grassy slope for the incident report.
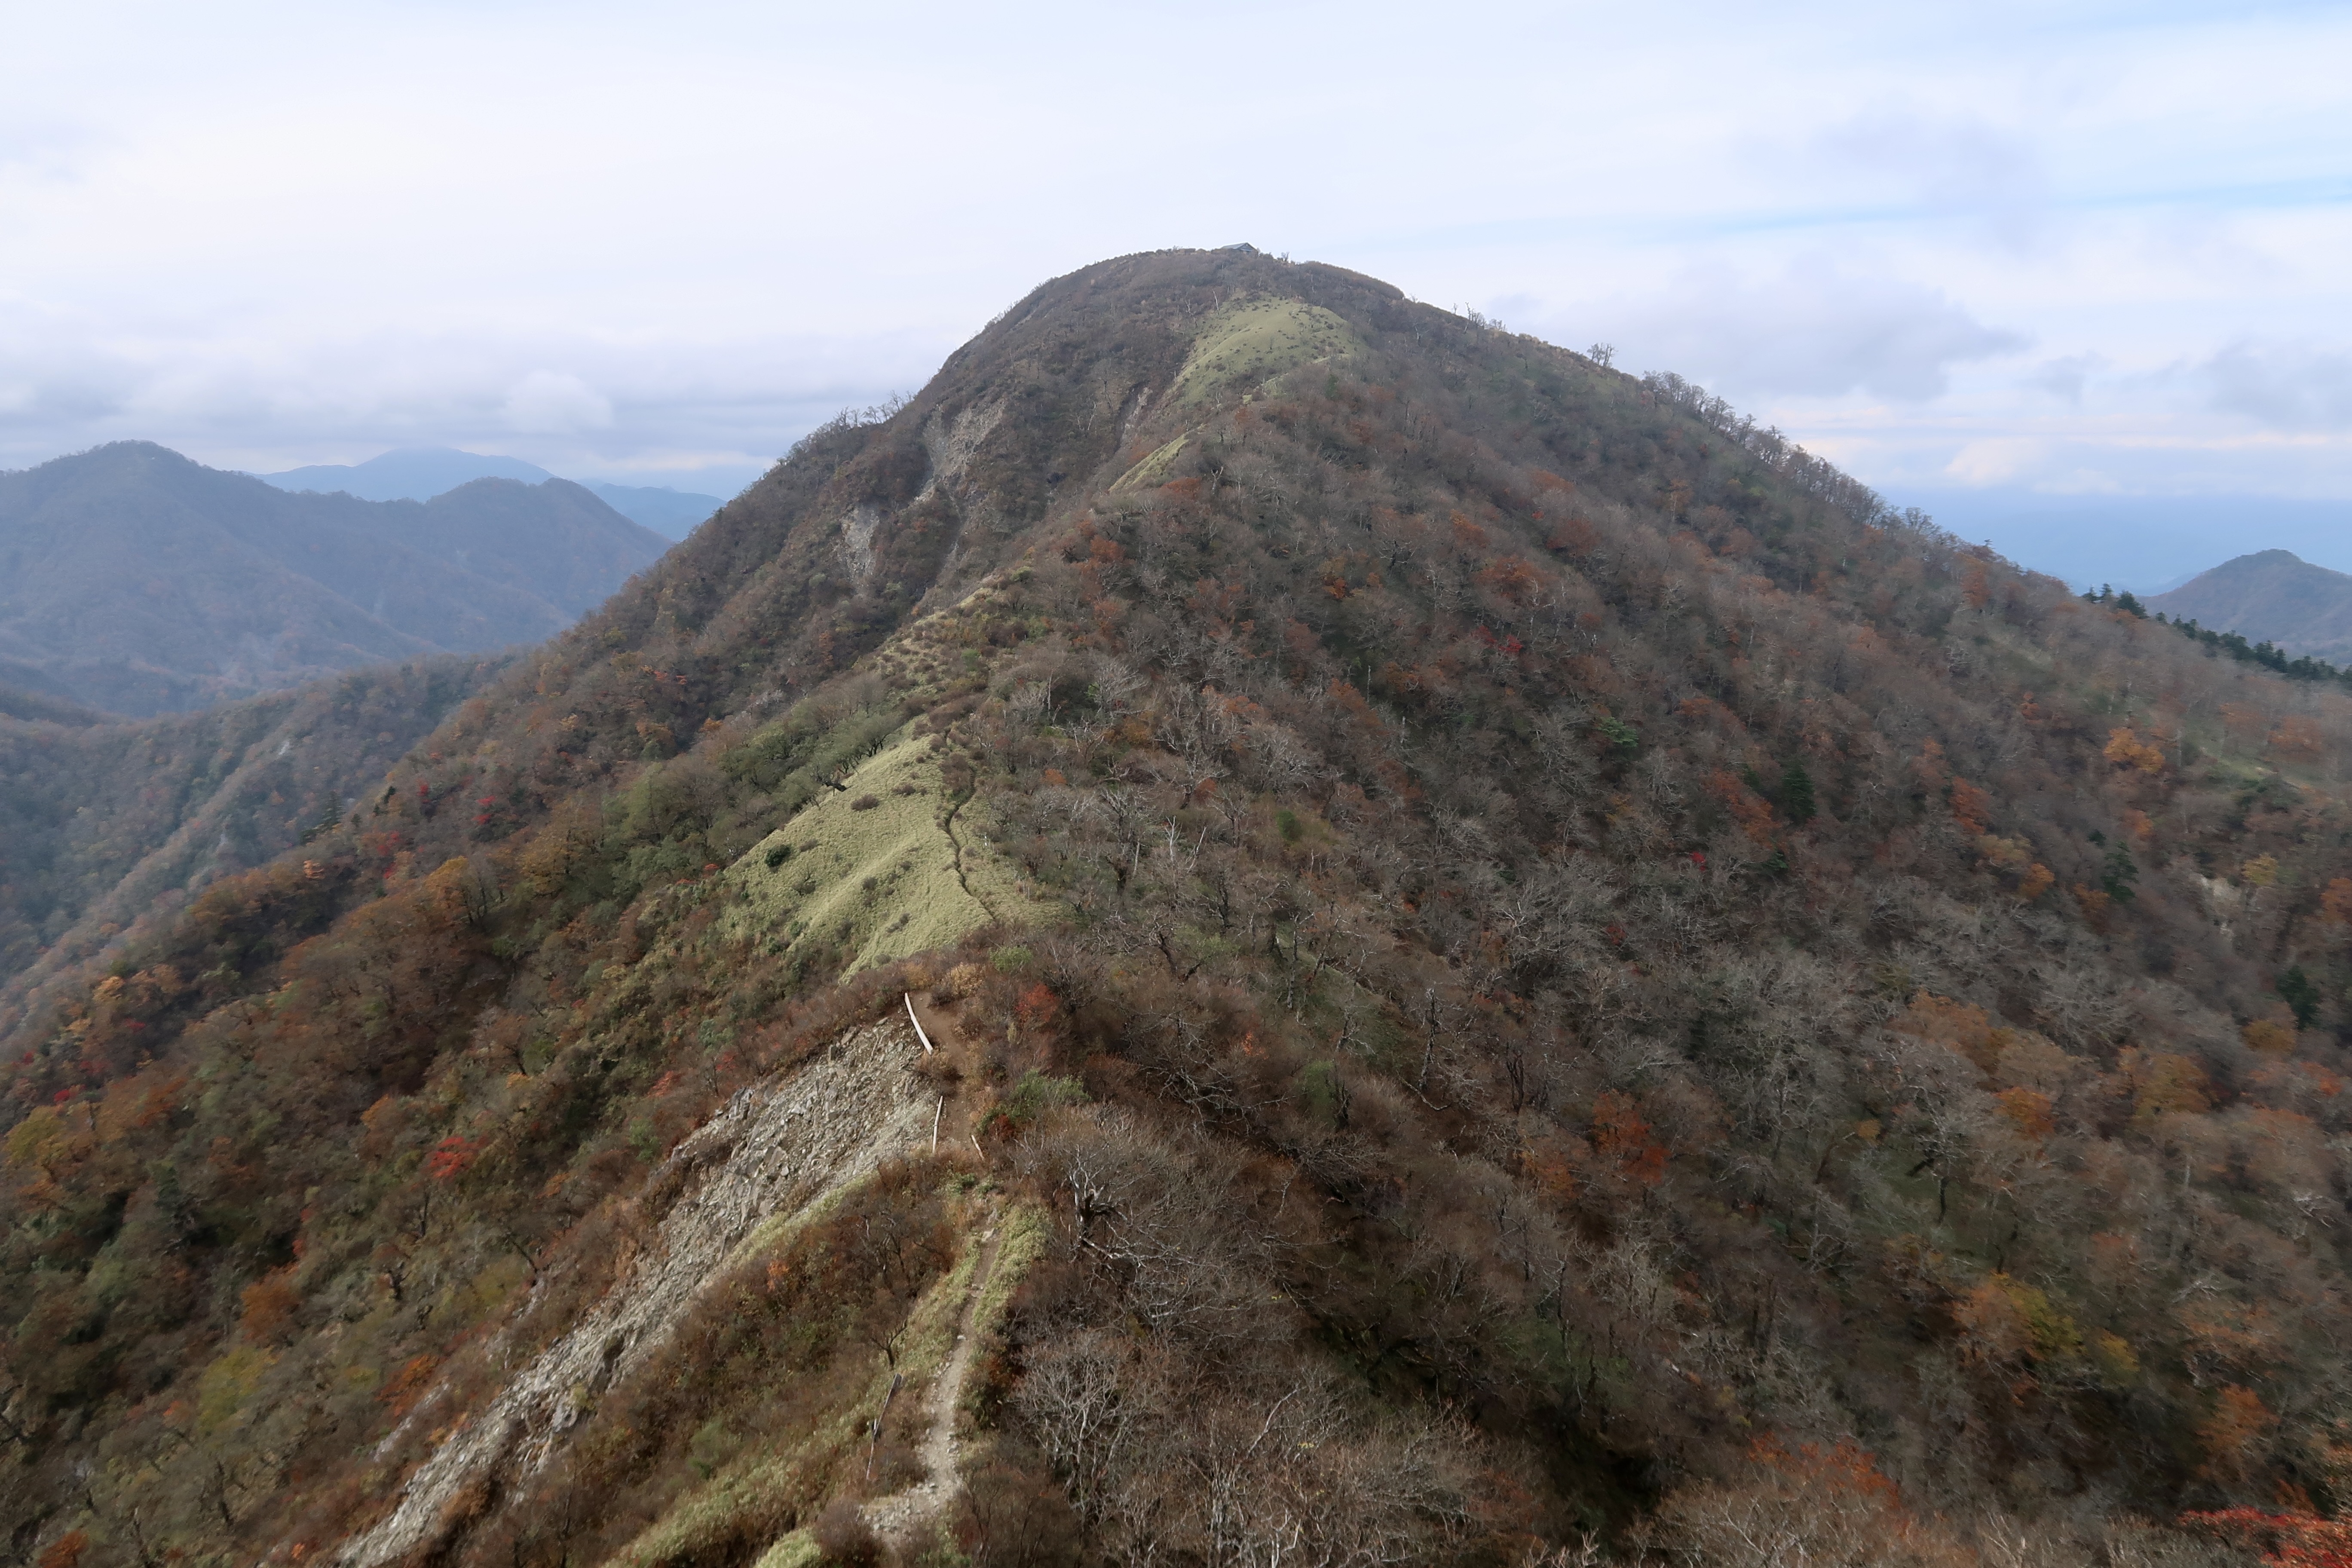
[724,727,1038,976]
[1170,295,1366,404]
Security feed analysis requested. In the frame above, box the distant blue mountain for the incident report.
[257,447,720,539]
[579,482,721,541]
[1905,489,2352,595]
[260,447,554,501]
[6,443,671,716]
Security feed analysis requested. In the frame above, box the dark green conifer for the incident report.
[2279,965,2321,1029]
[2101,842,2139,901]
[1779,760,1816,824]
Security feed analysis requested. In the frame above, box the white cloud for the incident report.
[2025,354,2103,404]
[1811,109,2050,248]
[2202,340,2352,430]
[1584,259,2028,401]
[1945,437,2052,487]
[501,371,612,435]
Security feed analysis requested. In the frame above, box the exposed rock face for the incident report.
[340,1021,929,1568]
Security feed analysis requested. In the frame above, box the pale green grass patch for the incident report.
[723,729,1041,974]
[752,1531,820,1568]
[1171,297,1364,406]
[969,1204,1047,1345]
[891,1213,990,1387]
[727,1164,865,1275]
[1109,435,1188,493]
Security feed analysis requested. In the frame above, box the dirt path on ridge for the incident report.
[864,1220,1004,1548]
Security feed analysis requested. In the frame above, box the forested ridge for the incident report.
[6,247,2352,1567]
[0,444,668,716]
[0,656,504,1039]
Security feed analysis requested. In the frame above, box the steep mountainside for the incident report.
[0,655,504,1028]
[2150,548,2352,662]
[0,444,669,714]
[263,447,725,539]
[9,249,2352,1568]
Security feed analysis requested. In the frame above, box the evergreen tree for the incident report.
[1778,759,1816,824]
[2279,965,2321,1029]
[2101,842,2139,902]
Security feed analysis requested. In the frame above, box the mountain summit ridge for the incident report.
[7,249,2352,1565]
[261,446,555,499]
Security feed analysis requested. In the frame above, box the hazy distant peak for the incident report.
[579,479,723,540]
[2147,547,2352,662]
[259,446,554,502]
[1,443,671,714]
[251,449,720,539]
[77,440,210,474]
[2175,548,2349,586]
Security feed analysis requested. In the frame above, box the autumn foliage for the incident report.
[11,248,2352,1568]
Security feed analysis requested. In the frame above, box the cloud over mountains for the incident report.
[0,0,2343,518]
[1575,260,2029,401]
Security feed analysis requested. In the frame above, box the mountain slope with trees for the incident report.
[6,248,2352,1567]
[0,444,670,714]
[0,654,505,1037]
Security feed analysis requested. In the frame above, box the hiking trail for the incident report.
[861,1220,1005,1549]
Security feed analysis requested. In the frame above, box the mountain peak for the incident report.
[2148,546,2352,659]
[2212,546,2308,568]
[0,444,668,713]
[12,253,2352,1565]
[260,445,555,502]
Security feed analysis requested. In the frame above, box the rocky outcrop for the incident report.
[339,1020,930,1568]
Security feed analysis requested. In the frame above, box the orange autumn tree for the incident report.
[2105,726,2167,773]
[2186,1509,2352,1568]
[2274,717,2328,765]
[1948,777,1994,834]
[1589,1089,1667,1185]
[1706,769,1778,843]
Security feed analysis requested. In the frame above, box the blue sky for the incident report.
[2,0,2346,583]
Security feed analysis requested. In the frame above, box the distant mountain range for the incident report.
[259,446,724,539]
[1912,490,2352,595]
[0,441,670,715]
[2146,549,2352,662]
